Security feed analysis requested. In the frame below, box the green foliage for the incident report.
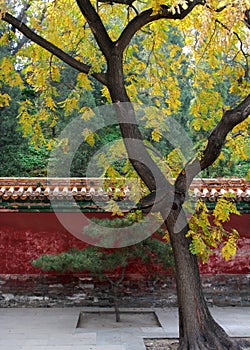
[32,217,174,277]
[32,217,173,323]
[0,61,48,176]
[0,38,106,176]
[32,246,104,274]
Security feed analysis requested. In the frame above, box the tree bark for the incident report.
[113,284,121,323]
[3,2,250,348]
[107,51,171,194]
[107,267,126,323]
[106,52,250,350]
[164,205,247,350]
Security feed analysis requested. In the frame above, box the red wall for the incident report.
[0,212,249,275]
[199,214,250,274]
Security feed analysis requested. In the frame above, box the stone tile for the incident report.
[141,327,165,333]
[20,347,47,350]
[94,346,127,350]
[1,306,250,350]
[47,333,96,345]
[23,339,49,346]
[114,331,145,350]
[0,335,27,346]
[96,330,122,344]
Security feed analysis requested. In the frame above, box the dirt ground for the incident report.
[144,338,250,350]
[144,338,178,349]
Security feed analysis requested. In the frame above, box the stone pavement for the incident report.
[0,307,249,350]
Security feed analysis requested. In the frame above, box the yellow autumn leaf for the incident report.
[151,0,162,15]
[213,198,240,226]
[0,93,11,107]
[80,106,95,121]
[151,129,162,142]
[0,31,8,45]
[82,128,95,147]
[0,0,7,18]
[77,73,93,90]
[103,200,124,217]
[163,231,170,242]
[46,139,56,151]
[45,96,57,111]
[221,234,238,261]
[50,65,60,82]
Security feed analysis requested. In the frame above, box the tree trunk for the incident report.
[107,268,126,323]
[113,284,121,323]
[106,53,249,350]
[107,52,170,193]
[165,205,249,350]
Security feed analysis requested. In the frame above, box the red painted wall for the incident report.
[0,212,249,275]
[199,214,250,274]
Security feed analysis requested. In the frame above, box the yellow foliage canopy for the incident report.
[0,0,249,260]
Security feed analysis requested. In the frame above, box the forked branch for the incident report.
[200,94,250,170]
[115,0,204,53]
[175,94,250,194]
[76,0,113,58]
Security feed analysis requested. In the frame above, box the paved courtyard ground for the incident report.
[0,307,249,350]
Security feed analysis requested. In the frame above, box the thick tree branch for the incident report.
[97,0,134,4]
[200,95,250,169]
[2,12,108,86]
[175,94,250,195]
[244,9,250,29]
[76,0,113,59]
[115,0,204,53]
[141,94,250,211]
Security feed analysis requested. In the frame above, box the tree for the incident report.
[0,32,50,176]
[32,217,174,323]
[0,29,105,176]
[1,1,250,349]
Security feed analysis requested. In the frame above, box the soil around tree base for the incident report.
[144,338,250,350]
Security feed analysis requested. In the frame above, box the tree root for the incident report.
[237,339,250,349]
[178,335,250,350]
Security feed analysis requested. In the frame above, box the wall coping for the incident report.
[0,177,249,212]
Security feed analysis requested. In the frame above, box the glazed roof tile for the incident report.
[0,177,249,203]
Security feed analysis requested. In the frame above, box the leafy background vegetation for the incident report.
[0,23,248,178]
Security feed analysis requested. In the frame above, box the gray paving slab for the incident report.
[0,307,249,350]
